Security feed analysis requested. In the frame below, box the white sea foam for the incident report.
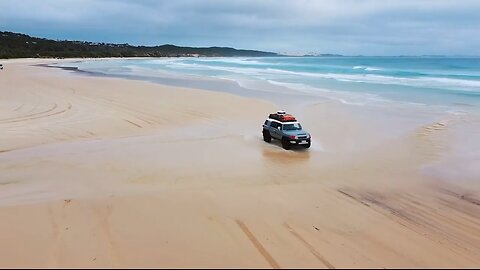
[190,57,265,65]
[114,59,480,93]
[447,109,468,116]
[264,79,391,106]
[257,68,480,92]
[353,65,382,71]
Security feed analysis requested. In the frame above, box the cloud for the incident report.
[1,0,479,55]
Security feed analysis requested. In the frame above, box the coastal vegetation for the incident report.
[0,31,277,58]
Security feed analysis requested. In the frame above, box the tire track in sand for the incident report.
[0,103,58,123]
[235,219,280,269]
[284,223,335,269]
[46,200,71,267]
[0,103,72,124]
[93,203,121,267]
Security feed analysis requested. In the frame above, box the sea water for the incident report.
[64,56,480,114]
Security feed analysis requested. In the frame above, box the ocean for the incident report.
[62,56,480,114]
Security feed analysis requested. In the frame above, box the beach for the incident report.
[1,59,480,268]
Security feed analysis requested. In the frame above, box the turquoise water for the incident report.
[69,56,480,111]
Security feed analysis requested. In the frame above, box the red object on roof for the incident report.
[269,112,297,122]
[281,114,296,121]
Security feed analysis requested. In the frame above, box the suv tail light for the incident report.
[288,135,296,140]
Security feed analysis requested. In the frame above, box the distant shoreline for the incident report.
[4,55,480,61]
[0,31,278,59]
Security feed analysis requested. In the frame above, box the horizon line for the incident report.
[2,30,480,58]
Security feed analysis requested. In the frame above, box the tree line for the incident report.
[0,31,277,59]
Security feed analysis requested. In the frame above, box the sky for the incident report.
[1,0,479,55]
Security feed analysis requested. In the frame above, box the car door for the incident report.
[271,122,282,139]
[268,121,277,138]
[277,123,284,139]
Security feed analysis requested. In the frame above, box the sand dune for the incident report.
[0,60,479,268]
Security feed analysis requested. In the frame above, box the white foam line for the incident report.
[78,58,480,92]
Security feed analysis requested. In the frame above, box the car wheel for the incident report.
[303,140,311,148]
[263,130,271,142]
[282,137,291,150]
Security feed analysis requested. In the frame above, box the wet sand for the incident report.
[0,59,479,268]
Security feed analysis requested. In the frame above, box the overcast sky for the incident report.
[1,0,479,55]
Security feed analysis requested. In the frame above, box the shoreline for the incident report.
[44,58,480,120]
[41,59,318,107]
[1,60,480,267]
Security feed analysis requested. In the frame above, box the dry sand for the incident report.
[0,59,479,268]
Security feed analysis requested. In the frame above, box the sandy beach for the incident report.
[1,59,480,268]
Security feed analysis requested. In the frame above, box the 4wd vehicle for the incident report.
[262,110,311,150]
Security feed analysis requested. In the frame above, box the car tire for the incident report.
[282,137,291,150]
[263,130,272,142]
[303,140,311,148]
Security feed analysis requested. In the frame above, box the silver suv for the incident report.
[262,111,311,150]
